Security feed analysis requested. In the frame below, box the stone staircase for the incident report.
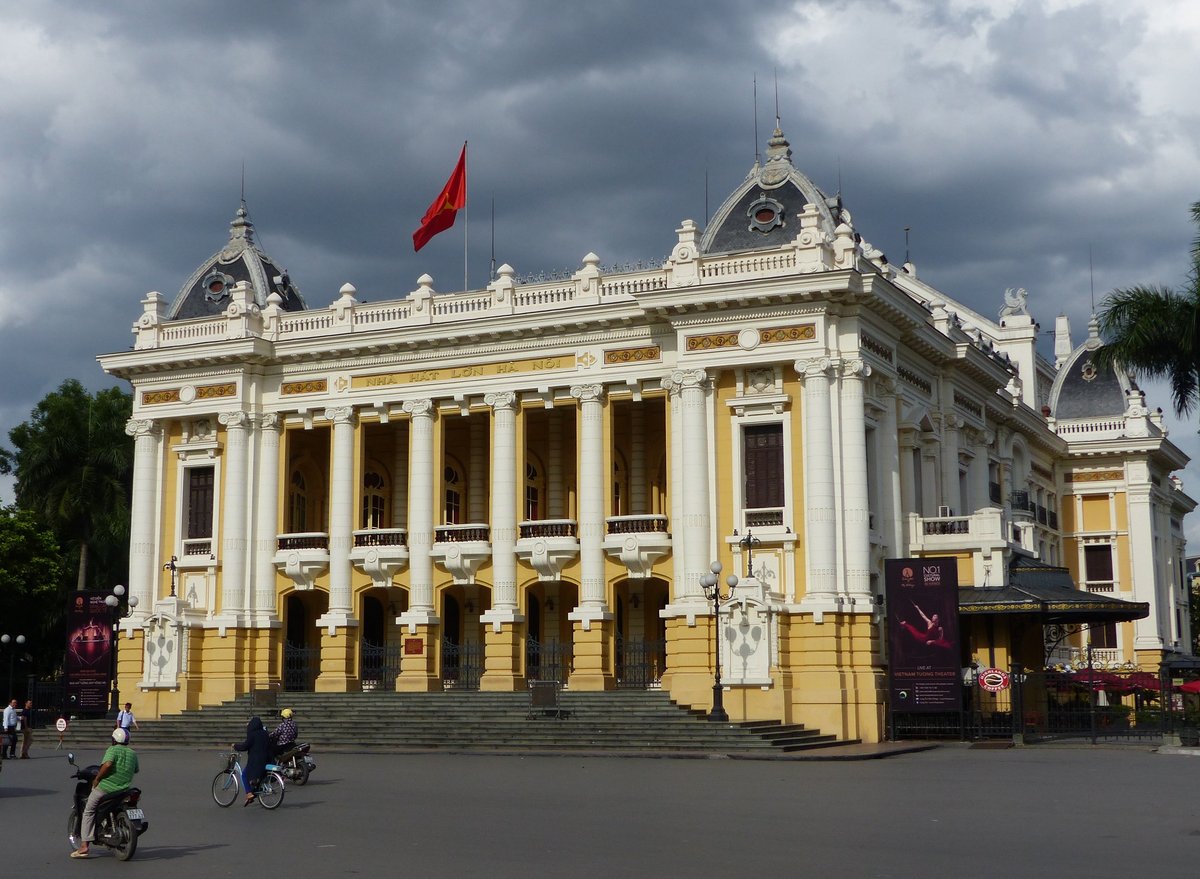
[60,691,853,756]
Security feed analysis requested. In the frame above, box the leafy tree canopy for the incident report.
[0,506,66,681]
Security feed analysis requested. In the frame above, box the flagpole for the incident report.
[463,141,469,292]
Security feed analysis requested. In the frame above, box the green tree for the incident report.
[1096,201,1200,417]
[0,506,66,680]
[0,380,133,591]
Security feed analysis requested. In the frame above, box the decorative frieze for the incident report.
[353,355,573,388]
[196,382,236,400]
[686,331,739,351]
[142,389,180,405]
[1066,470,1124,483]
[759,324,816,344]
[604,345,661,365]
[282,379,328,396]
[953,391,983,418]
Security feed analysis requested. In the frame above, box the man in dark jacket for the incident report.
[233,716,271,806]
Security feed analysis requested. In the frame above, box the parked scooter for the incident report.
[274,742,316,785]
[66,753,148,861]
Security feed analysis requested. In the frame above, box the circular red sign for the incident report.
[978,668,1010,692]
[55,718,68,732]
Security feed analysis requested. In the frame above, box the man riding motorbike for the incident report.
[71,728,139,859]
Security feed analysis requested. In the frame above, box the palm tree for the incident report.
[0,380,133,590]
[1095,201,1200,417]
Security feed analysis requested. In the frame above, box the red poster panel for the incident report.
[886,558,962,712]
[64,591,113,716]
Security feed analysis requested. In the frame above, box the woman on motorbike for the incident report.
[232,716,271,806]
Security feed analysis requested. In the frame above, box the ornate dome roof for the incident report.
[700,125,846,255]
[167,202,306,320]
[1048,316,1136,420]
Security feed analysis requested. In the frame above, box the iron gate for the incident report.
[616,637,666,690]
[283,645,321,692]
[526,637,573,685]
[891,666,1167,743]
[360,641,403,692]
[442,638,483,690]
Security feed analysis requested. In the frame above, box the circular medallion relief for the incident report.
[738,328,760,351]
[179,385,196,404]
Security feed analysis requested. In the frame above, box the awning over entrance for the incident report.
[958,556,1149,625]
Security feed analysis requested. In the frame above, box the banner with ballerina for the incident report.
[885,558,962,712]
[64,590,115,715]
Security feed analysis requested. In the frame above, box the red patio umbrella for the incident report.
[1177,679,1200,694]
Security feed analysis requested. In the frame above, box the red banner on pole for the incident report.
[412,144,467,252]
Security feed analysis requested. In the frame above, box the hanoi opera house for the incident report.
[98,127,1195,742]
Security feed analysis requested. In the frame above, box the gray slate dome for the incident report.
[167,202,306,320]
[700,125,847,255]
[1048,317,1135,420]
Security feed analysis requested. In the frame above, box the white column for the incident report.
[125,418,162,617]
[630,404,646,514]
[969,430,993,513]
[664,369,712,603]
[1128,483,1162,650]
[898,430,916,519]
[796,358,837,605]
[876,380,903,559]
[391,422,408,528]
[319,406,356,624]
[469,416,487,523]
[252,413,281,620]
[666,380,686,600]
[570,384,610,618]
[399,399,437,628]
[840,360,872,600]
[940,414,961,515]
[482,392,520,622]
[547,409,564,519]
[218,410,250,619]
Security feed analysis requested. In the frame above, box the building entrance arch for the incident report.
[283,591,327,692]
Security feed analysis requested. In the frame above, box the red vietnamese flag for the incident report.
[412,143,467,252]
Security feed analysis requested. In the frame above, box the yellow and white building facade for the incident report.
[99,128,1194,742]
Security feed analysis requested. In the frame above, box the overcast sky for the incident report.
[2,0,1198,543]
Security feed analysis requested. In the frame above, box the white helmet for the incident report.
[111,727,129,745]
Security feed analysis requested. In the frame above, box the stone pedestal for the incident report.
[314,627,359,692]
[480,622,525,691]
[394,624,442,692]
[567,618,615,690]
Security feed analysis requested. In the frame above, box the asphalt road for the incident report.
[1,742,1197,877]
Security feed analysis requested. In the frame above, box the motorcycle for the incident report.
[274,742,316,785]
[66,752,149,861]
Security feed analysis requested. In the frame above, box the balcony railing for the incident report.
[1009,490,1034,518]
[353,528,408,548]
[606,515,669,535]
[182,538,212,556]
[277,532,329,550]
[744,507,784,529]
[435,524,490,543]
[1085,580,1115,594]
[519,519,577,539]
[923,517,971,536]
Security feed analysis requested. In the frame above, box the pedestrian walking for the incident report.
[19,700,32,758]
[115,702,138,741]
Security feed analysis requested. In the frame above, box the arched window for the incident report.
[361,468,387,529]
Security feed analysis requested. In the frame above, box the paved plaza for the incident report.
[1,741,1196,877]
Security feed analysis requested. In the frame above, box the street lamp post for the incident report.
[104,585,139,718]
[1,633,26,699]
[699,561,739,723]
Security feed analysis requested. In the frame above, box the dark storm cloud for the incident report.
[2,0,1199,539]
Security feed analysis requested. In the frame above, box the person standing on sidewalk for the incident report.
[2,699,17,759]
[19,700,32,758]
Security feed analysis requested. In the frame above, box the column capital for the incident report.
[794,357,832,379]
[124,418,160,439]
[942,412,964,432]
[218,410,250,430]
[842,358,872,380]
[660,368,707,395]
[484,391,518,411]
[256,412,283,432]
[323,406,356,426]
[402,398,434,418]
[570,383,606,404]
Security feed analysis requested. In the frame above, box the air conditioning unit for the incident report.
[937,505,954,517]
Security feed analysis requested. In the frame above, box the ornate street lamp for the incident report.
[104,585,139,717]
[699,561,739,723]
[1,633,26,700]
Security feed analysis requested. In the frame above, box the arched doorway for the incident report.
[441,595,481,690]
[524,584,575,684]
[283,591,327,692]
[616,579,668,689]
